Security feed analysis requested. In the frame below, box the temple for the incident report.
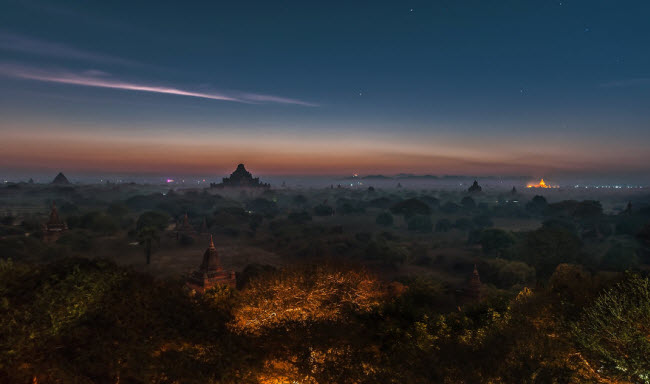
[210,164,270,189]
[175,213,196,239]
[199,217,209,234]
[526,178,558,189]
[466,264,482,301]
[468,180,482,193]
[187,235,236,293]
[42,202,67,241]
[51,172,70,185]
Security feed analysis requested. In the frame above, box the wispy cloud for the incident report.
[0,63,317,106]
[0,32,139,67]
[600,78,650,88]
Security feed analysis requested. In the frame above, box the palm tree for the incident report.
[137,226,160,265]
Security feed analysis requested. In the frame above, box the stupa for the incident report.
[42,202,68,241]
[175,213,196,239]
[466,265,482,301]
[468,180,482,193]
[187,235,236,292]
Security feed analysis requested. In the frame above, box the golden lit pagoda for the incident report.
[526,178,557,188]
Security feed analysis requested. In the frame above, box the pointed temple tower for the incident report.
[42,201,67,242]
[468,180,482,193]
[199,217,209,234]
[187,235,236,293]
[175,213,196,240]
[466,264,482,301]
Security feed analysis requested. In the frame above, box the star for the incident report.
[410,8,414,12]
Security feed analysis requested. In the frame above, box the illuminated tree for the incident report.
[231,265,384,334]
[573,274,650,383]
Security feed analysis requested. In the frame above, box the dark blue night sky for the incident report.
[1,0,649,179]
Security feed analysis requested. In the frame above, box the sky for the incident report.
[1,0,649,180]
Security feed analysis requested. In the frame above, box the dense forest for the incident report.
[1,181,649,383]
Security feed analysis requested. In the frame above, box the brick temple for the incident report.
[42,201,67,242]
[187,235,236,293]
[175,213,196,240]
[210,163,270,189]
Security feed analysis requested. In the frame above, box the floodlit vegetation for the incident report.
[1,181,649,383]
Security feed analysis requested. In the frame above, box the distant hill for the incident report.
[396,174,439,180]
[340,173,531,181]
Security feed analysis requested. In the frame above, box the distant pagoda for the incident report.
[42,201,67,241]
[175,213,196,239]
[51,172,70,185]
[199,217,209,234]
[187,235,236,293]
[466,265,482,301]
[468,180,482,193]
[210,164,270,189]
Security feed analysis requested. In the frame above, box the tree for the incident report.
[313,204,334,216]
[292,194,308,206]
[408,215,433,233]
[390,198,431,218]
[600,242,639,271]
[376,212,394,227]
[288,211,312,224]
[454,217,474,231]
[435,218,452,232]
[526,195,548,215]
[246,198,278,217]
[230,265,385,335]
[136,211,169,231]
[440,202,461,214]
[521,227,581,278]
[137,226,160,265]
[472,214,494,228]
[572,200,603,220]
[573,274,650,383]
[480,229,515,257]
[460,196,476,210]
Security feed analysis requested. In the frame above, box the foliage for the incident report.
[288,211,312,224]
[526,195,548,214]
[520,227,582,278]
[246,198,278,217]
[137,226,160,264]
[573,274,650,383]
[461,196,476,210]
[480,228,515,257]
[230,265,385,335]
[435,218,452,232]
[313,204,334,216]
[136,210,170,231]
[390,198,431,218]
[407,214,433,233]
[375,211,394,227]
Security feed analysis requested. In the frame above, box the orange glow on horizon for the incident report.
[1,129,648,177]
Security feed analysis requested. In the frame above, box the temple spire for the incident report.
[467,264,482,301]
[209,234,215,249]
